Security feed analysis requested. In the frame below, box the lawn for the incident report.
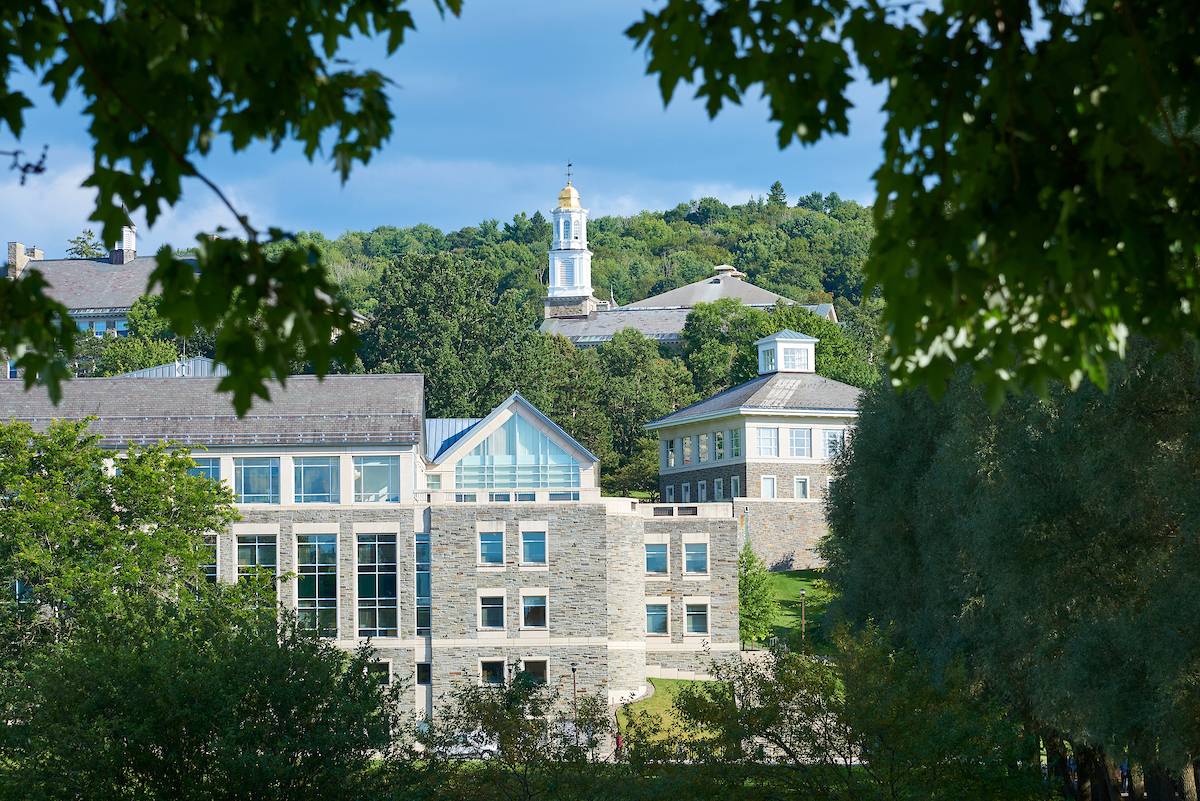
[617,677,708,740]
[766,568,836,651]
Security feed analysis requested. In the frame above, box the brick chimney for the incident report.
[110,224,137,264]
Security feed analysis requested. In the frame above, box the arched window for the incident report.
[563,217,572,240]
[573,215,580,239]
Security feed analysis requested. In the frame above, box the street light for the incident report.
[800,588,807,647]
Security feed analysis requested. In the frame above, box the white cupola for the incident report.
[547,180,593,298]
[755,329,819,375]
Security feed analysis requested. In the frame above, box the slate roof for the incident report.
[646,371,861,429]
[623,272,793,309]
[20,256,164,312]
[0,374,425,448]
[424,417,482,461]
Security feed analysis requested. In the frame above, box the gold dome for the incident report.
[557,182,581,209]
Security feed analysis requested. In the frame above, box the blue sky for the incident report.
[1,1,885,258]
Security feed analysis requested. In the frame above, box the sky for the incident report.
[0,1,886,258]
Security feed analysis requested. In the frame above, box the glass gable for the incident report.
[455,414,580,490]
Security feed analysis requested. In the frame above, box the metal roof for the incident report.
[756,329,819,344]
[424,417,481,461]
[118,356,229,379]
[646,371,861,429]
[0,374,425,448]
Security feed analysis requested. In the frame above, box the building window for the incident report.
[684,542,709,575]
[478,531,504,566]
[14,578,33,603]
[713,478,724,500]
[415,533,431,635]
[479,595,505,629]
[294,456,340,503]
[563,217,572,240]
[825,429,846,457]
[645,543,668,575]
[189,456,220,482]
[698,433,709,463]
[93,320,108,336]
[516,492,536,502]
[789,428,812,458]
[730,429,742,458]
[6,360,19,379]
[234,457,279,504]
[686,603,710,634]
[354,456,401,502]
[759,347,776,373]
[761,475,777,499]
[114,319,130,336]
[521,660,548,685]
[416,663,432,685]
[731,476,741,498]
[521,530,547,565]
[367,662,391,686]
[489,492,511,502]
[358,533,398,637]
[481,659,506,686]
[427,474,442,490]
[237,535,277,580]
[697,480,707,502]
[455,493,478,503]
[455,414,580,490]
[646,603,669,635]
[297,534,337,637]
[782,347,809,370]
[756,427,779,458]
[714,431,725,460]
[681,482,691,503]
[202,534,218,583]
[548,491,579,501]
[521,594,547,628]
[665,439,676,468]
[682,436,693,465]
[664,484,675,503]
[795,476,810,499]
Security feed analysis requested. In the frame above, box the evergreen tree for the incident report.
[767,180,787,206]
[737,541,777,646]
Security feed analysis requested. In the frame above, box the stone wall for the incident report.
[738,499,828,570]
[659,462,747,503]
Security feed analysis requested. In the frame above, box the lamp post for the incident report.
[800,588,807,647]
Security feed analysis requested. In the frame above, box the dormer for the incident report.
[756,329,818,375]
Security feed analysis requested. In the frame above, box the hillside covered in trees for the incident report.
[72,186,883,495]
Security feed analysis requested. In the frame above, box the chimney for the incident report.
[110,224,137,264]
[6,242,28,279]
[28,246,43,261]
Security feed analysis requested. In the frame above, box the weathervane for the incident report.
[566,160,573,184]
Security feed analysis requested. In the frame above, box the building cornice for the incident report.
[644,405,858,430]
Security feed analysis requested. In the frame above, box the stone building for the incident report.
[0,374,740,714]
[646,329,861,569]
[538,182,837,350]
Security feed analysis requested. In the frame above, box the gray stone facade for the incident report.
[659,462,747,503]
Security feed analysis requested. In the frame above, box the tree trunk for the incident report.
[1045,735,1078,800]
[1132,764,1147,801]
[1179,761,1198,801]
[1078,745,1117,801]
[1145,765,1177,801]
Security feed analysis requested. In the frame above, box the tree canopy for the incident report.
[628,0,1200,401]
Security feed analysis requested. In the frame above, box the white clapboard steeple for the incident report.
[547,163,593,299]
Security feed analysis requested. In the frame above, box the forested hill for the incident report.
[286,185,876,323]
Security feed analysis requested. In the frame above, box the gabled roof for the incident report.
[645,371,861,429]
[430,392,599,466]
[18,256,163,312]
[756,329,819,344]
[540,303,837,347]
[622,271,791,309]
[424,417,482,461]
[0,374,425,448]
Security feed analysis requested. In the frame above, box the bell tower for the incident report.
[545,165,602,319]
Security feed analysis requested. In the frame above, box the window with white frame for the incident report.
[682,436,693,465]
[354,456,401,502]
[730,429,742,458]
[756,427,779,458]
[237,535,276,581]
[234,457,279,504]
[189,457,220,482]
[782,347,810,370]
[481,659,506,686]
[731,475,741,498]
[666,438,676,468]
[824,429,846,457]
[713,478,724,500]
[684,540,709,575]
[685,602,710,634]
[681,482,691,503]
[202,535,218,583]
[794,476,810,500]
[521,530,547,565]
[294,456,340,503]
[698,433,709,462]
[521,592,547,628]
[358,533,398,637]
[789,428,812,458]
[479,594,505,629]
[478,530,504,566]
[521,659,548,685]
[761,475,777,499]
[367,662,391,686]
[697,480,707,502]
[645,543,668,575]
[645,602,669,635]
[297,534,337,637]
